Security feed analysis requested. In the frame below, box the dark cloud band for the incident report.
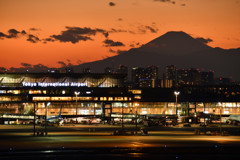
[109,2,116,6]
[195,37,213,44]
[48,26,108,44]
[0,29,40,43]
[103,39,125,47]
[154,0,176,5]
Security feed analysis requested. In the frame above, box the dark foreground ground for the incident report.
[1,146,240,160]
[0,124,239,160]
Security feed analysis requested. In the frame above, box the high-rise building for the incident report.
[188,68,201,85]
[176,69,189,85]
[166,65,176,85]
[167,66,215,86]
[176,68,214,86]
[217,77,232,85]
[201,71,214,85]
[132,67,145,88]
[145,65,158,80]
[132,65,158,88]
[160,77,173,88]
[166,65,176,80]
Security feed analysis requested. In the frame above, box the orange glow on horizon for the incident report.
[0,0,239,69]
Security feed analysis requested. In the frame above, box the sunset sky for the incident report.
[0,0,240,69]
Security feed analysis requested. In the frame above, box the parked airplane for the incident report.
[46,106,63,125]
[63,116,101,124]
[226,115,240,125]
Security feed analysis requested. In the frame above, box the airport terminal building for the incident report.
[0,72,240,124]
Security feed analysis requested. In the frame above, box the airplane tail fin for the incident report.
[59,105,62,118]
[162,106,166,115]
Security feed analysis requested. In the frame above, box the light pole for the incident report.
[134,103,139,135]
[33,102,36,136]
[218,102,222,135]
[75,92,80,124]
[174,91,180,116]
[45,102,51,136]
[121,102,124,131]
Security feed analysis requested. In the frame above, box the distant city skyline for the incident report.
[0,0,240,69]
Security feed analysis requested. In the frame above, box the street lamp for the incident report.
[75,91,80,124]
[218,102,222,134]
[121,102,124,131]
[134,103,139,135]
[33,102,36,136]
[45,102,51,136]
[174,91,180,116]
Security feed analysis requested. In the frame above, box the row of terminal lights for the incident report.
[32,96,137,101]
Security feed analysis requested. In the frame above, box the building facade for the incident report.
[0,73,240,124]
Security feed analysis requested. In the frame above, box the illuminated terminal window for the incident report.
[93,97,98,101]
[51,97,72,101]
[222,102,236,107]
[79,110,89,115]
[115,97,123,101]
[0,90,6,94]
[0,96,22,101]
[7,90,20,94]
[74,97,93,101]
[113,102,123,107]
[29,90,41,94]
[129,90,142,94]
[108,97,113,101]
[2,115,34,119]
[134,95,141,99]
[78,97,93,101]
[134,103,140,107]
[43,90,47,94]
[33,97,51,101]
[197,103,204,107]
[0,96,12,101]
[124,97,128,101]
[100,97,107,101]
